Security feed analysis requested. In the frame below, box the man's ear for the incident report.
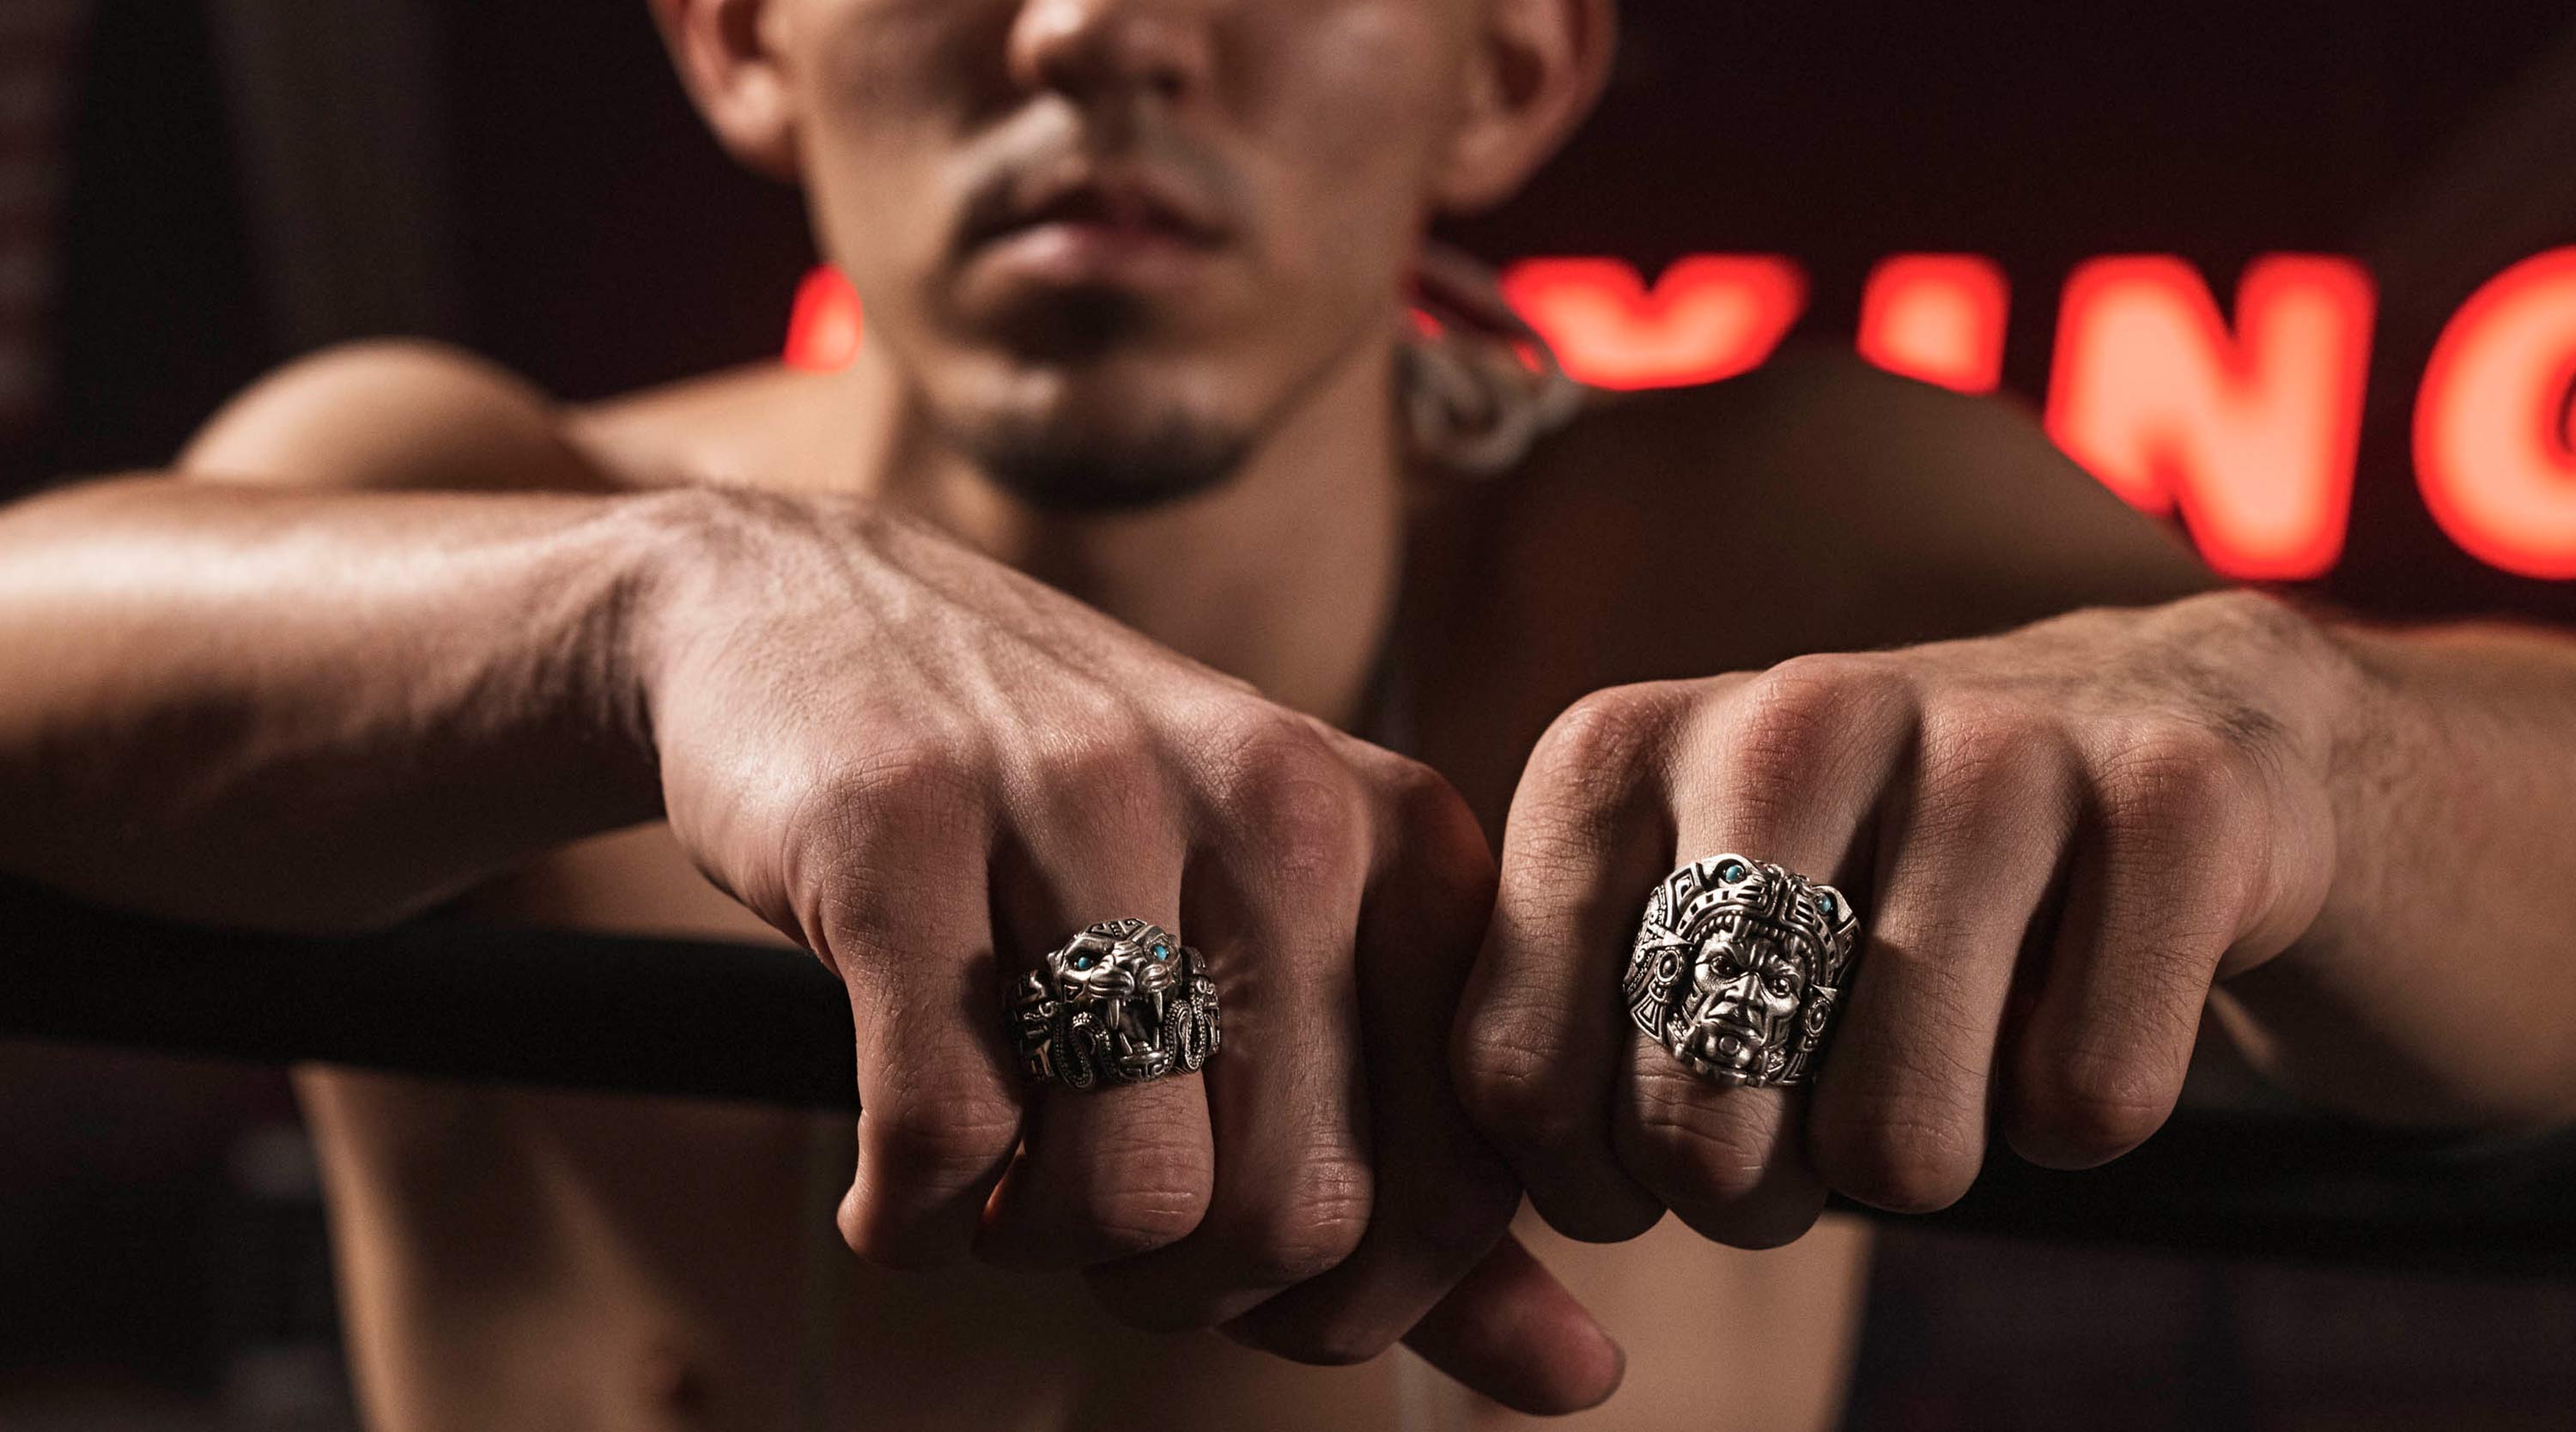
[649,0,799,179]
[1432,0,1614,215]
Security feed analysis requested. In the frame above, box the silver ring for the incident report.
[1009,918,1220,1090]
[1624,854,1860,1088]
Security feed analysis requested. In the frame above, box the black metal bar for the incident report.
[5,873,2573,1276]
[0,873,855,1107]
[1835,1115,2576,1279]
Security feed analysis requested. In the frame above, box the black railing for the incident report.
[4,873,2570,1277]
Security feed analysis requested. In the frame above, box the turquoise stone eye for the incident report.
[1817,892,1838,918]
[1717,859,1749,883]
[1071,954,1096,970]
[1151,944,1171,961]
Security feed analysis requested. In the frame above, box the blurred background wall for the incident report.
[6,2,2576,1427]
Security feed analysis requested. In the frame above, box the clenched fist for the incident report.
[630,488,1618,1411]
[1455,592,2344,1247]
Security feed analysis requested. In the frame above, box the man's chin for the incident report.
[954,410,1252,513]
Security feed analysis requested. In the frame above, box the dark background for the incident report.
[36,3,2576,622]
[9,2,2576,1427]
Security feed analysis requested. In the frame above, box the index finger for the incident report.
[1228,747,1621,1411]
[1453,688,1682,1241]
[816,780,1025,1268]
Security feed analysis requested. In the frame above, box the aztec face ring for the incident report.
[1624,854,1861,1089]
[1009,918,1221,1090]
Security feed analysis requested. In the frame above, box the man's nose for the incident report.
[1006,0,1218,107]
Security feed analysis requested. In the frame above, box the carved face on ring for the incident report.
[1625,854,1859,1088]
[1677,923,1812,1079]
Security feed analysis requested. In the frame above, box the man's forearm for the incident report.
[2219,598,2576,1132]
[0,475,677,931]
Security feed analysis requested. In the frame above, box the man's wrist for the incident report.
[2174,586,2387,962]
[610,486,758,797]
[607,483,881,797]
[2159,587,2367,744]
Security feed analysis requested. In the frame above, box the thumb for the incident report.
[1400,1234,1625,1417]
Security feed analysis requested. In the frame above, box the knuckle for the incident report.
[779,743,993,965]
[1810,1097,1981,1213]
[2094,717,2247,838]
[1082,1182,1211,1258]
[1202,700,1327,776]
[864,1099,1020,1191]
[1533,685,1676,781]
[1215,716,1367,858]
[1070,1126,1213,1256]
[1509,687,1676,865]
[1454,1017,1589,1150]
[839,733,991,818]
[2014,1045,2175,1164]
[1719,656,1907,792]
[1626,1071,1777,1205]
[1382,757,1498,907]
[1380,749,1469,818]
[1222,1162,1373,1288]
[791,739,990,885]
[1252,772,1368,865]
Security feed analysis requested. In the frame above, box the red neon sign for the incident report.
[785,267,863,372]
[1497,257,1806,391]
[2044,256,2376,580]
[1857,255,2010,395]
[783,250,2576,583]
[2416,250,2576,579]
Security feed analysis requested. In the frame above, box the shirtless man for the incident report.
[8,0,2576,1428]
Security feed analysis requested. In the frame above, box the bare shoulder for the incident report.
[178,339,602,493]
[1486,343,2219,657]
[177,338,836,497]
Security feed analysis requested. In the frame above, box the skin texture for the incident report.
[229,348,2067,1431]
[8,0,2576,1428]
[1456,595,2339,1247]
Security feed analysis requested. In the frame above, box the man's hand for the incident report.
[1455,591,2345,1246]
[631,488,1619,1411]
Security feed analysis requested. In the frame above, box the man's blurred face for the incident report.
[776,0,1483,508]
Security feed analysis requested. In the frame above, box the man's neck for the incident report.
[810,338,1412,728]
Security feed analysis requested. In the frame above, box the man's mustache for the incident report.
[950,104,1243,255]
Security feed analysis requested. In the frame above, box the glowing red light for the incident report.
[1857,255,2010,394]
[784,267,863,371]
[2044,256,2375,581]
[774,254,2576,584]
[2415,249,2576,579]
[1498,256,1807,391]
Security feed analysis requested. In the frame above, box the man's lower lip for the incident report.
[972,221,1218,286]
